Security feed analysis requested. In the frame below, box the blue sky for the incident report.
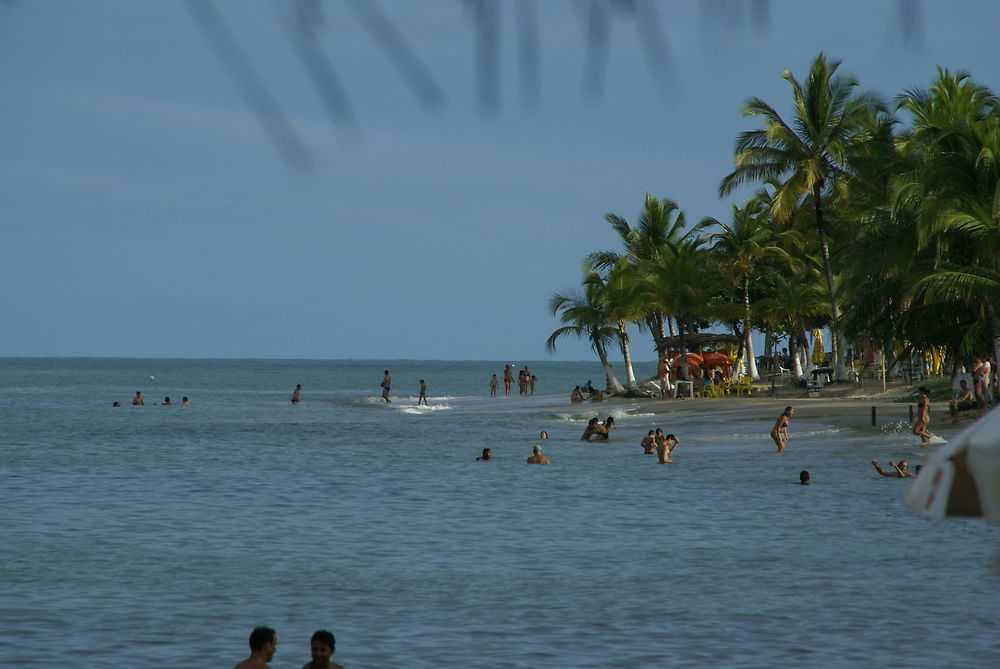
[3,1,999,361]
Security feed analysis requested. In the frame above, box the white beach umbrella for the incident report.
[904,406,1000,523]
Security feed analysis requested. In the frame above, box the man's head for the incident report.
[960,380,968,388]
[899,460,909,470]
[799,470,810,484]
[249,627,277,660]
[481,448,492,460]
[533,445,542,454]
[310,630,335,664]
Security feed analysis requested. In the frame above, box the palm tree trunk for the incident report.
[742,278,760,380]
[593,334,626,394]
[618,321,638,392]
[813,183,847,381]
[789,331,804,379]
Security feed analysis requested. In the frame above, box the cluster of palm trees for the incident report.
[548,52,1000,395]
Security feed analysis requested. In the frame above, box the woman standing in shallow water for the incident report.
[913,386,932,443]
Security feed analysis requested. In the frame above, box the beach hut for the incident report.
[904,406,1000,523]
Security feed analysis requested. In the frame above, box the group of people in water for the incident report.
[235,627,341,669]
[113,391,189,407]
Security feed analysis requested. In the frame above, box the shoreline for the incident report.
[605,377,965,436]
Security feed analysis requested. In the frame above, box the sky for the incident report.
[3,0,1000,361]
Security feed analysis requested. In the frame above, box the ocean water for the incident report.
[1,358,998,668]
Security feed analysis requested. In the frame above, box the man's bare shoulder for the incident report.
[235,660,271,669]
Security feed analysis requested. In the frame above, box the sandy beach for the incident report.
[619,376,966,436]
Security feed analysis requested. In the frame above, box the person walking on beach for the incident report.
[490,374,498,397]
[235,626,277,669]
[132,391,144,406]
[527,444,550,464]
[302,629,343,669]
[913,386,932,443]
[771,406,793,451]
[656,431,679,463]
[503,365,513,396]
[418,379,428,406]
[381,370,391,403]
[291,384,302,404]
[872,459,913,478]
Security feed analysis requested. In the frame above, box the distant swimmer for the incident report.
[570,386,585,403]
[291,384,302,404]
[872,459,913,478]
[162,396,172,406]
[656,431,679,463]
[490,374,498,397]
[181,396,190,406]
[581,417,609,441]
[132,391,144,406]
[770,406,793,451]
[799,470,810,485]
[641,430,656,454]
[476,448,493,461]
[381,370,391,403]
[539,431,548,439]
[302,629,343,669]
[235,626,277,669]
[527,445,550,464]
[913,386,932,443]
[503,364,513,396]
[112,401,121,407]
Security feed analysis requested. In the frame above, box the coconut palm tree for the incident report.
[720,52,884,381]
[894,68,1000,365]
[696,194,798,380]
[547,275,626,395]
[643,236,720,379]
[585,259,644,393]
[589,195,692,364]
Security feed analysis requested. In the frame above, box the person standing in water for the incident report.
[234,626,277,669]
[770,406,793,451]
[527,445,550,464]
[381,370,391,403]
[913,386,932,443]
[503,365,513,396]
[418,379,428,406]
[132,391,144,406]
[490,374,498,397]
[291,384,302,404]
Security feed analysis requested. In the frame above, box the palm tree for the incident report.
[894,68,1000,365]
[644,236,720,379]
[547,277,626,394]
[696,194,798,380]
[589,195,692,366]
[585,259,644,393]
[720,52,883,381]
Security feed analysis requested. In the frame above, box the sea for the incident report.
[1,358,998,668]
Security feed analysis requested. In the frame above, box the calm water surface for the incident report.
[2,358,998,668]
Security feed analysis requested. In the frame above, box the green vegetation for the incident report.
[549,54,1000,391]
